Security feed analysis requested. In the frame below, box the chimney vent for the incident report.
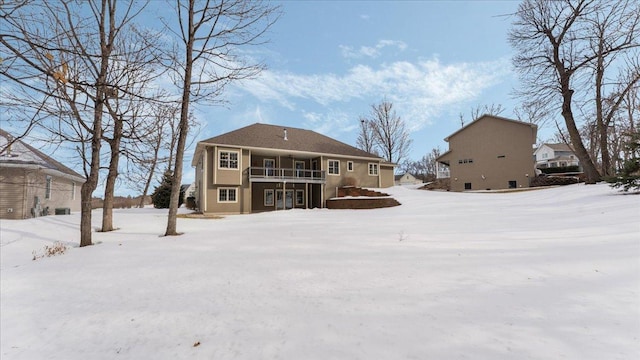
[284,128,288,141]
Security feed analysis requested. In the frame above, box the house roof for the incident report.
[0,129,85,182]
[544,143,574,152]
[443,114,538,142]
[198,123,385,160]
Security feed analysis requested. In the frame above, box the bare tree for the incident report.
[161,0,280,236]
[356,117,378,155]
[1,0,146,246]
[400,147,441,182]
[458,103,505,127]
[360,100,412,164]
[509,0,640,183]
[100,23,163,232]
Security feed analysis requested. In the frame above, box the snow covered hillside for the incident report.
[1,184,639,359]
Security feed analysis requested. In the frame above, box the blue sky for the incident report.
[4,0,556,196]
[192,0,547,171]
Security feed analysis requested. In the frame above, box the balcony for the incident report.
[249,167,326,183]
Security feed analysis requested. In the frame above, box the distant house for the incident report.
[395,172,422,186]
[0,129,85,219]
[191,123,396,214]
[534,143,580,170]
[436,115,537,191]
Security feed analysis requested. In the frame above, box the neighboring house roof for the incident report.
[545,143,574,152]
[197,123,386,161]
[443,114,538,142]
[0,129,85,182]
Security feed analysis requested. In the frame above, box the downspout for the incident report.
[203,147,208,213]
[22,169,28,219]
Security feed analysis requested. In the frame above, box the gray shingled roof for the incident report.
[545,143,574,152]
[200,123,382,159]
[443,114,538,142]
[0,128,85,181]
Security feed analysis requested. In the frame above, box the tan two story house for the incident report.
[191,123,395,214]
[436,115,537,191]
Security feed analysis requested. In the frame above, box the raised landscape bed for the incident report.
[327,186,401,209]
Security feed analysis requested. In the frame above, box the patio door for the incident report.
[276,190,294,210]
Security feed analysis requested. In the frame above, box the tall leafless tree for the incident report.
[161,0,280,236]
[509,0,640,183]
[1,0,146,246]
[360,99,412,164]
[356,117,378,155]
[100,23,163,232]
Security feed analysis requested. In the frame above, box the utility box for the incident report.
[55,208,71,215]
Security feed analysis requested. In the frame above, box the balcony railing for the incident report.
[249,167,326,183]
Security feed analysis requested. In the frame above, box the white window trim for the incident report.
[218,187,238,203]
[295,189,305,206]
[347,161,354,172]
[328,159,340,176]
[264,189,274,207]
[218,150,240,170]
[368,163,379,176]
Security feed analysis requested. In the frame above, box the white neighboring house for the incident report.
[534,143,580,170]
[394,172,423,186]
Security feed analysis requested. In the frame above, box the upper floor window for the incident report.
[219,151,239,169]
[347,161,354,172]
[328,160,340,175]
[368,163,379,176]
[71,182,76,200]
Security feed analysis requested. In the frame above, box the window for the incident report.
[296,190,304,206]
[71,182,76,200]
[368,163,379,176]
[264,189,274,206]
[218,188,237,203]
[219,151,239,169]
[328,160,340,175]
[264,159,275,176]
[508,181,517,189]
[347,161,354,172]
[464,182,472,190]
[295,161,305,177]
[45,176,52,199]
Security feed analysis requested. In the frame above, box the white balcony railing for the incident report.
[248,167,326,183]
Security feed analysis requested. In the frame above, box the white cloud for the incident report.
[302,110,358,136]
[340,40,408,59]
[239,57,511,131]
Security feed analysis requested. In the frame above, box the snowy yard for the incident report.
[1,183,639,360]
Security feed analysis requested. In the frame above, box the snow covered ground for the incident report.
[1,183,639,360]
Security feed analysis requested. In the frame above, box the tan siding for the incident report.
[380,165,395,188]
[214,147,243,185]
[0,168,26,219]
[0,167,83,219]
[447,117,536,191]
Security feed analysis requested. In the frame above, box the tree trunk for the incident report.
[80,94,103,246]
[165,0,194,236]
[560,85,602,184]
[101,117,122,232]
